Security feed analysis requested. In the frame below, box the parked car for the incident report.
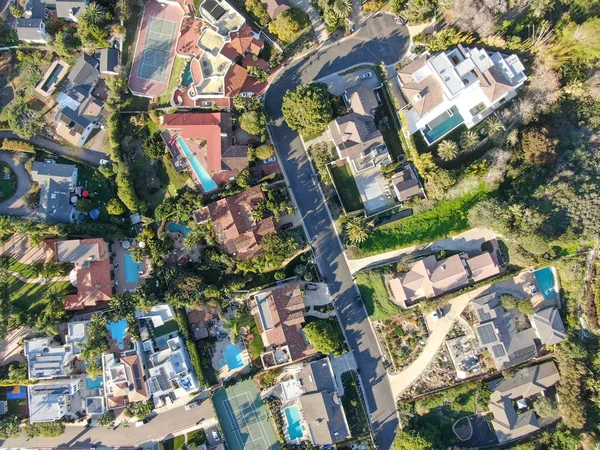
[355,295,363,306]
[431,310,440,322]
[185,401,201,411]
[212,430,221,441]
[395,15,407,25]
[280,222,294,231]
[135,418,149,427]
[99,159,110,165]
[305,283,319,291]
[263,156,277,164]
[360,71,373,79]
[311,174,319,186]
[529,283,538,295]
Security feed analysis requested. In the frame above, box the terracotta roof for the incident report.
[207,185,277,260]
[121,354,148,402]
[222,145,250,172]
[261,0,290,19]
[241,53,270,72]
[225,64,248,97]
[479,65,514,103]
[398,55,444,117]
[220,24,264,61]
[258,282,313,361]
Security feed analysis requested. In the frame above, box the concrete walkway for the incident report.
[0,151,31,216]
[305,307,335,319]
[347,228,496,273]
[7,270,70,284]
[288,0,329,44]
[330,351,357,395]
[388,284,492,398]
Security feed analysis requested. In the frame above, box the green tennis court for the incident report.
[137,17,178,82]
[213,380,280,450]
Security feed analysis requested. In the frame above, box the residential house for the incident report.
[388,249,502,308]
[97,48,120,75]
[207,185,277,261]
[25,337,77,380]
[488,361,560,443]
[472,293,566,370]
[280,358,351,446]
[390,164,426,203]
[261,0,290,19]
[163,112,249,190]
[397,45,526,144]
[17,0,87,42]
[28,378,83,423]
[55,53,104,147]
[31,161,78,223]
[220,24,264,61]
[254,282,316,369]
[45,238,113,310]
[102,347,149,410]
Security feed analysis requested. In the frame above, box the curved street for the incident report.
[0,151,32,216]
[265,13,410,450]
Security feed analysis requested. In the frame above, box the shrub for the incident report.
[106,198,127,215]
[1,139,35,153]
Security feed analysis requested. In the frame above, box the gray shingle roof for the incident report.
[531,306,567,346]
[54,0,87,19]
[16,19,45,41]
[66,54,99,94]
[98,48,120,74]
[298,359,336,394]
[299,392,351,446]
[31,161,76,223]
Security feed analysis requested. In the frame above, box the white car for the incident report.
[212,430,221,441]
[360,71,373,79]
[99,159,110,165]
[529,283,538,295]
[185,402,200,411]
[431,310,440,322]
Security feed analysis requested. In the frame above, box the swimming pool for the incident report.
[86,375,103,390]
[123,253,144,283]
[106,319,128,350]
[224,343,244,370]
[534,267,557,300]
[177,137,218,192]
[182,62,193,87]
[168,222,192,238]
[284,405,303,440]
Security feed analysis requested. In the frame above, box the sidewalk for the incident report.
[347,228,497,273]
[288,0,329,44]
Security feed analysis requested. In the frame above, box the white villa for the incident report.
[28,378,83,423]
[398,45,527,144]
[25,337,78,380]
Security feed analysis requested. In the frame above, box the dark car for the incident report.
[280,222,294,231]
[355,295,363,306]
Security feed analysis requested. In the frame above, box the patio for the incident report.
[177,17,204,57]
[354,166,397,214]
[198,28,225,55]
[111,240,150,294]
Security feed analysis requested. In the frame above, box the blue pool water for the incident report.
[168,222,192,237]
[534,267,557,300]
[123,253,144,283]
[41,64,63,92]
[284,406,303,440]
[86,375,103,390]
[423,106,465,144]
[106,319,128,350]
[224,343,244,370]
[182,62,193,87]
[177,137,218,192]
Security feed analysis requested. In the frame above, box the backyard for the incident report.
[356,186,490,257]
[329,162,364,213]
[341,371,370,437]
[0,162,17,201]
[355,269,402,321]
[7,277,73,315]
[156,56,187,108]
[375,85,405,161]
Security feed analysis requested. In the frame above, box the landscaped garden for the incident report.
[376,311,428,372]
[341,371,370,437]
[329,162,364,213]
[355,269,402,321]
[0,162,17,201]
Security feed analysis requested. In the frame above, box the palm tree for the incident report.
[344,217,372,245]
[437,140,459,161]
[333,0,352,19]
[129,246,146,263]
[487,117,504,136]
[460,130,479,150]
[42,262,63,278]
[84,2,104,25]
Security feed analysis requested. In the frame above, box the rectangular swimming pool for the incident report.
[534,267,557,300]
[422,106,465,144]
[123,252,143,284]
[177,137,218,192]
[284,405,303,440]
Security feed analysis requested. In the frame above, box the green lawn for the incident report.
[7,258,71,279]
[7,277,73,315]
[160,435,185,450]
[0,162,17,201]
[131,154,165,212]
[376,85,405,161]
[358,186,490,257]
[153,319,180,337]
[330,162,364,213]
[355,270,402,321]
[157,154,190,195]
[76,164,118,222]
[341,371,370,437]
[155,56,187,107]
[186,428,207,447]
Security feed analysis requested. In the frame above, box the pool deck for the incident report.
[211,321,250,380]
[112,239,150,294]
[35,59,70,98]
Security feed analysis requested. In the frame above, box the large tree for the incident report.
[268,7,310,43]
[437,140,458,161]
[303,320,342,356]
[522,127,558,166]
[282,83,333,137]
[239,110,267,135]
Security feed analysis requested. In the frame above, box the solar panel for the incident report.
[132,364,144,391]
[211,5,226,19]
[477,308,491,322]
[477,323,498,345]
[203,0,218,12]
[492,344,506,358]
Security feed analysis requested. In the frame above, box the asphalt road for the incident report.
[265,13,410,450]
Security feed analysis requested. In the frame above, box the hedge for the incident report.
[175,308,208,388]
[2,139,35,153]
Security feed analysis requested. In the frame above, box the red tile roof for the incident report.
[220,24,264,61]
[225,64,248,97]
[241,53,270,72]
[207,185,277,260]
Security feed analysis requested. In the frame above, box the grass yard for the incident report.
[76,164,118,221]
[186,428,207,447]
[160,434,185,450]
[357,186,490,257]
[0,162,17,201]
[341,371,370,437]
[355,270,402,321]
[155,56,186,108]
[330,162,364,213]
[158,154,190,195]
[7,258,71,279]
[7,278,73,315]
[375,86,405,161]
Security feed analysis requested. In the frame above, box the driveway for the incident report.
[0,151,31,216]
[265,13,409,450]
[0,399,216,448]
[0,132,108,166]
[318,67,380,95]
[330,352,358,395]
[388,283,493,398]
[346,227,497,274]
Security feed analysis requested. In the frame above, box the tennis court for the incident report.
[213,380,280,450]
[137,17,178,82]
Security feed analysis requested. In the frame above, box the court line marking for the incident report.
[220,390,270,450]
[136,16,178,82]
